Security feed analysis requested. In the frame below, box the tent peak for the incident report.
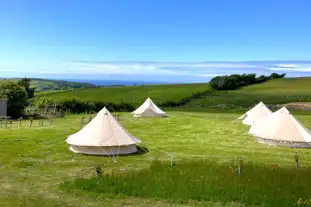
[278,107,290,114]
[102,107,109,115]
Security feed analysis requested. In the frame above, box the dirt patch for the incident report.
[273,102,311,110]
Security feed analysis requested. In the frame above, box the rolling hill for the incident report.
[1,78,96,92]
[185,77,311,110]
[36,83,210,107]
[37,77,311,109]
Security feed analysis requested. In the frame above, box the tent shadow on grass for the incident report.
[78,145,149,157]
[133,145,149,155]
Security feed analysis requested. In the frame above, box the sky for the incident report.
[1,0,311,82]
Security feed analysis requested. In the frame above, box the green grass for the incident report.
[37,83,209,106]
[2,111,311,206]
[185,78,311,108]
[35,78,311,111]
[62,159,311,207]
[0,78,95,92]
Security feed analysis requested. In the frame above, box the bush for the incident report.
[32,97,134,114]
[0,81,28,118]
[209,73,286,90]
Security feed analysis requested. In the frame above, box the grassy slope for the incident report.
[36,78,311,110]
[1,78,95,92]
[1,112,311,206]
[185,77,311,109]
[37,83,209,106]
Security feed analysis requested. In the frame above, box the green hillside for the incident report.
[35,77,311,112]
[1,78,95,92]
[185,77,311,109]
[37,83,209,106]
[31,78,96,91]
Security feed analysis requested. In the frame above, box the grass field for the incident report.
[36,83,209,106]
[1,78,95,92]
[184,78,311,109]
[2,111,311,206]
[36,78,311,111]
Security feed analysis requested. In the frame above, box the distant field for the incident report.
[37,83,209,106]
[36,77,311,111]
[1,78,95,92]
[185,77,311,109]
[1,112,311,206]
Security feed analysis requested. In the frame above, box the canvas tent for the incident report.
[238,102,272,125]
[66,107,141,155]
[249,107,311,148]
[132,97,166,117]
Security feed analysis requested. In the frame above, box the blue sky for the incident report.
[1,0,311,82]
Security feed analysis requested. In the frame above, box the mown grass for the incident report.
[37,83,209,106]
[1,111,311,206]
[61,159,311,207]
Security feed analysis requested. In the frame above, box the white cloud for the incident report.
[0,68,20,72]
[6,61,311,81]
[46,61,266,78]
[275,64,298,68]
[269,64,311,72]
[269,67,311,72]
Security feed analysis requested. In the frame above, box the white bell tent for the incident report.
[66,107,141,156]
[132,97,167,117]
[249,107,311,148]
[239,102,272,125]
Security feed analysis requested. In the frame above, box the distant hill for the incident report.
[63,79,169,86]
[184,77,311,110]
[36,83,209,107]
[0,78,96,92]
[36,77,311,112]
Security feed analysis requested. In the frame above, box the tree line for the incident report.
[209,73,286,90]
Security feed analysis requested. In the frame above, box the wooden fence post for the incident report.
[295,152,299,169]
[81,117,85,125]
[238,157,243,177]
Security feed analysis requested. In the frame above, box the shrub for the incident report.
[32,97,135,114]
[0,80,28,118]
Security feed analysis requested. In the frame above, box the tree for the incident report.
[209,75,240,90]
[269,73,286,79]
[0,81,28,118]
[209,73,286,90]
[18,78,35,98]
